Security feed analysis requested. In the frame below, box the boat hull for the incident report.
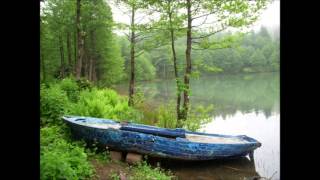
[63,116,261,161]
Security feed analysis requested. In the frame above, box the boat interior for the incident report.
[72,118,248,144]
[184,133,247,144]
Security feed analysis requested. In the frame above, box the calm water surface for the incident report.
[115,72,280,180]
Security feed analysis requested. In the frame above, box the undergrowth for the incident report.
[40,77,176,180]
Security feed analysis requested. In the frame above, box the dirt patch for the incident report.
[91,159,131,180]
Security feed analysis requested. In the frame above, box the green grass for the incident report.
[40,126,95,180]
[130,161,173,180]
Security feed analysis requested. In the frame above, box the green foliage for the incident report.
[132,87,145,109]
[136,53,156,81]
[41,0,125,85]
[76,78,93,91]
[40,126,94,180]
[118,38,158,81]
[110,171,120,180]
[154,102,213,132]
[120,25,279,81]
[67,88,143,122]
[131,161,173,180]
[184,105,214,132]
[40,83,69,125]
[86,147,111,165]
[196,27,279,75]
[95,32,125,86]
[60,77,80,102]
[155,104,177,129]
[40,125,70,148]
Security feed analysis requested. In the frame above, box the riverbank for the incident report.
[91,157,173,180]
[40,78,174,179]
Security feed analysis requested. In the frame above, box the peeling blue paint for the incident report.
[63,116,261,161]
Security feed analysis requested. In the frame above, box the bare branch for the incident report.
[124,32,130,40]
[191,11,217,20]
[135,32,144,38]
[192,26,227,40]
[134,50,144,58]
[191,1,202,14]
[110,1,131,18]
[191,13,209,28]
[192,45,231,51]
[135,14,149,24]
[135,34,154,42]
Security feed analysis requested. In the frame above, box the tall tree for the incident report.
[66,31,73,73]
[144,0,186,121]
[40,16,46,82]
[41,0,77,80]
[179,0,269,120]
[59,34,65,78]
[164,0,184,121]
[181,0,192,120]
[75,0,84,79]
[129,3,136,106]
[114,0,153,106]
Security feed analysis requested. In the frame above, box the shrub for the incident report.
[40,126,94,180]
[60,77,80,102]
[110,171,120,180]
[67,88,143,122]
[154,103,214,132]
[183,104,214,132]
[76,78,93,91]
[40,83,69,125]
[155,104,177,129]
[132,87,145,109]
[131,161,173,180]
[40,125,69,148]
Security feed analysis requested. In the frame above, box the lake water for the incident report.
[115,72,280,180]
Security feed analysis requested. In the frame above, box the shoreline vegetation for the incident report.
[115,71,279,85]
[40,78,176,179]
[40,77,212,179]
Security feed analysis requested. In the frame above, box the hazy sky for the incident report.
[252,0,280,30]
[110,0,280,32]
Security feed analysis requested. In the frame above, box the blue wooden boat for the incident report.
[62,116,261,161]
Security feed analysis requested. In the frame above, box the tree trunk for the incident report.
[128,6,136,106]
[75,0,84,80]
[67,31,72,75]
[169,10,182,122]
[89,30,96,81]
[92,58,97,82]
[88,57,93,81]
[41,50,46,82]
[181,0,192,120]
[74,30,77,74]
[59,35,65,79]
[83,37,89,79]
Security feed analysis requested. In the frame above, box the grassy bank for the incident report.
[40,78,173,179]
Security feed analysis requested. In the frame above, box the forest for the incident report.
[41,0,278,83]
[40,0,277,179]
